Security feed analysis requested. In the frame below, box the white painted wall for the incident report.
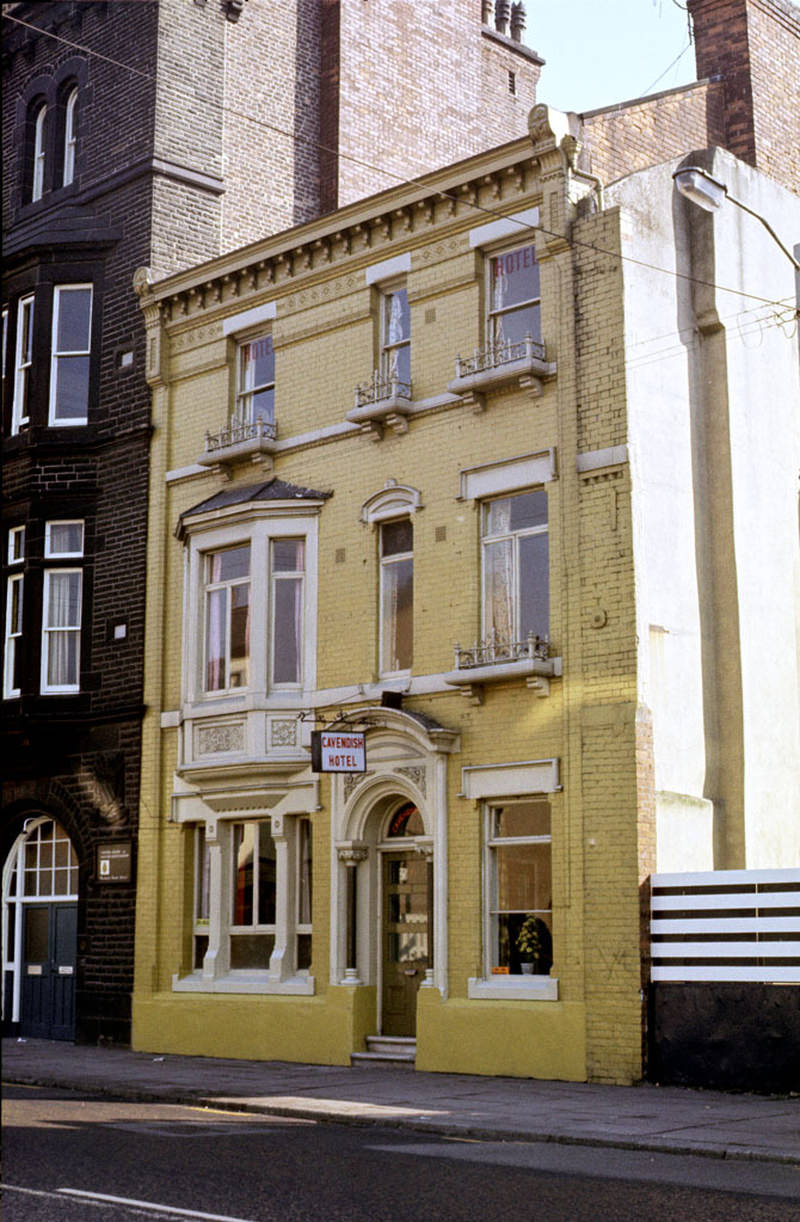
[608,150,800,869]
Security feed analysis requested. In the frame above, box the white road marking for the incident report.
[59,1189,259,1222]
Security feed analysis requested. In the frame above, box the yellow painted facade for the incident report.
[133,107,654,1085]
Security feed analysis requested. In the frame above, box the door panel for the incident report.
[382,853,428,1037]
[21,903,77,1040]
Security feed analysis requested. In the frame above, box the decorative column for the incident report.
[415,841,435,987]
[337,845,368,983]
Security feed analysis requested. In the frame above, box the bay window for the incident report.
[270,538,304,686]
[12,294,34,433]
[204,544,250,692]
[183,815,313,992]
[482,489,548,648]
[380,518,413,675]
[50,286,92,425]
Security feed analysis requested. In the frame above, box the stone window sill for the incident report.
[447,354,556,410]
[467,975,558,1002]
[172,971,315,996]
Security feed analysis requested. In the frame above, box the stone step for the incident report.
[351,1035,416,1068]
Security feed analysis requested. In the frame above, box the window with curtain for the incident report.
[381,284,410,388]
[4,527,25,699]
[236,333,274,426]
[380,518,413,674]
[41,569,82,692]
[482,489,548,647]
[204,544,250,692]
[488,243,541,352]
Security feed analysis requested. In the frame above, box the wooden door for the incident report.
[382,852,428,1037]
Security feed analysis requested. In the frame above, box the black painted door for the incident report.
[21,903,77,1040]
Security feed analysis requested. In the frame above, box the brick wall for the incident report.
[689,0,800,195]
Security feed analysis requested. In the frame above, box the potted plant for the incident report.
[515,913,544,974]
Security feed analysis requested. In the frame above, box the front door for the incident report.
[21,903,77,1040]
[382,852,428,1037]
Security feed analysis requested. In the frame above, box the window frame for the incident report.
[32,104,47,202]
[49,284,93,427]
[12,294,35,434]
[202,543,251,695]
[379,279,411,389]
[40,518,84,695]
[480,488,549,648]
[485,799,553,975]
[379,516,414,678]
[182,506,321,710]
[486,241,542,353]
[235,331,275,427]
[182,813,313,993]
[269,537,305,689]
[63,87,78,186]
[4,528,26,699]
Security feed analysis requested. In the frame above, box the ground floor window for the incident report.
[186,815,312,988]
[487,799,552,976]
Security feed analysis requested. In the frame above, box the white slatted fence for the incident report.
[650,868,800,983]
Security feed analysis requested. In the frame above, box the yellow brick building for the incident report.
[131,109,800,1084]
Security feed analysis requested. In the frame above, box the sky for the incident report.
[525,0,697,114]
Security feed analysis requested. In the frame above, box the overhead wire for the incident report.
[4,10,796,319]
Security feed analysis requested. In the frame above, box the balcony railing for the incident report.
[454,335,546,380]
[453,631,550,670]
[204,415,277,455]
[353,371,412,409]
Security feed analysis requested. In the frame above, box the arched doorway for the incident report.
[2,817,78,1040]
[381,801,431,1037]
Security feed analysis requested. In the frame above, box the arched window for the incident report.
[32,104,47,201]
[63,88,78,186]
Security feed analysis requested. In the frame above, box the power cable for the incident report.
[4,11,796,316]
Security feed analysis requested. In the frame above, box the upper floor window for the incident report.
[380,518,413,675]
[32,105,47,202]
[271,538,304,686]
[237,334,274,426]
[12,294,34,434]
[204,544,250,693]
[381,284,410,387]
[482,490,548,647]
[488,244,541,351]
[63,88,78,186]
[40,519,85,694]
[50,285,92,425]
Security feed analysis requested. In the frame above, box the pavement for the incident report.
[3,1037,799,1168]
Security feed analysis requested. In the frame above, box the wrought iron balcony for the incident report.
[347,372,414,438]
[454,335,546,379]
[452,631,550,670]
[197,415,278,470]
[444,631,560,702]
[353,371,412,409]
[447,335,556,409]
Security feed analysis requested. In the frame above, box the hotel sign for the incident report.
[311,730,366,773]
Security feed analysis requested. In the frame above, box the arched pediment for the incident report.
[359,480,423,525]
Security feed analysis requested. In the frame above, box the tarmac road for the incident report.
[4,1084,800,1222]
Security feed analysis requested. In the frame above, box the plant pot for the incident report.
[520,962,534,975]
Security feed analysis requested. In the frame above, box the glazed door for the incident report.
[382,852,428,1037]
[21,903,77,1040]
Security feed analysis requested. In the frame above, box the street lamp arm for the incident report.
[673,166,800,272]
